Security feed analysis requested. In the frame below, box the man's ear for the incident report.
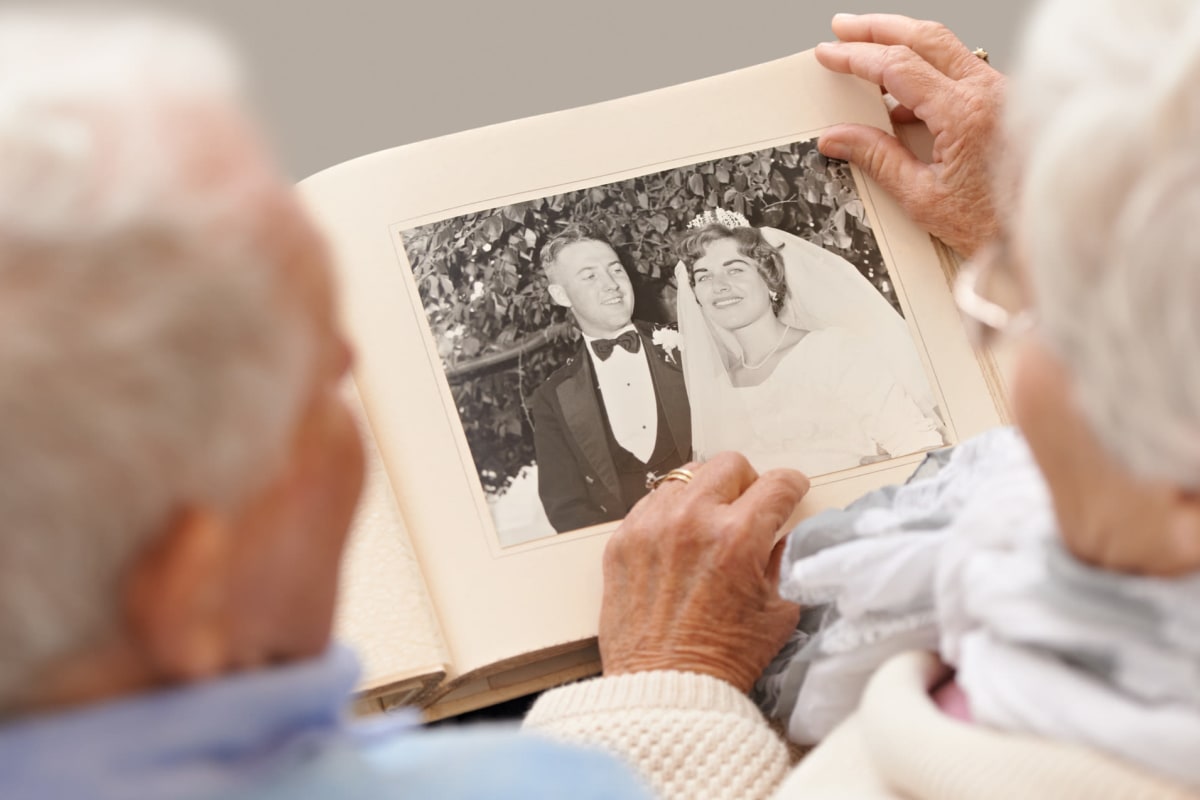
[122,508,233,683]
[547,283,572,308]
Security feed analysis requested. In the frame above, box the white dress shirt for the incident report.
[583,325,658,463]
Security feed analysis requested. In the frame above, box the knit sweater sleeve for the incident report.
[521,670,792,800]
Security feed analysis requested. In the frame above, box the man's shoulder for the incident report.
[531,343,588,403]
[239,723,650,800]
[354,726,652,800]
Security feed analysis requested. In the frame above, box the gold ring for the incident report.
[972,47,989,63]
[646,468,695,490]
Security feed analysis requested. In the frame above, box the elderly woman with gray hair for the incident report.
[523,1,1200,798]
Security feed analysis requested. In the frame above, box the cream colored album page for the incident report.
[300,49,1003,685]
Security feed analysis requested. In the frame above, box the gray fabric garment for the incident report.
[752,446,952,725]
[753,427,1200,789]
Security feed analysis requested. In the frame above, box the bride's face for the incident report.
[691,237,774,330]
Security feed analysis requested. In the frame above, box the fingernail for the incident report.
[833,13,858,21]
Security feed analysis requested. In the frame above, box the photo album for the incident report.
[298,48,1009,720]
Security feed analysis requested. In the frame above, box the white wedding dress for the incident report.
[700,327,944,474]
[676,227,945,476]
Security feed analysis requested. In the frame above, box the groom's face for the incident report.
[547,240,634,337]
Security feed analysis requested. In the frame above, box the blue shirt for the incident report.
[0,646,651,800]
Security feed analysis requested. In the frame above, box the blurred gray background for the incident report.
[97,1,1033,180]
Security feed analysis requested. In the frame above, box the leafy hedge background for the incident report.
[400,139,893,497]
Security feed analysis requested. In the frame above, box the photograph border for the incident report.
[387,128,960,559]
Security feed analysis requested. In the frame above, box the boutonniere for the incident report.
[651,327,683,366]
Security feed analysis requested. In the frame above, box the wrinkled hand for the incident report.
[599,453,809,693]
[815,14,1006,257]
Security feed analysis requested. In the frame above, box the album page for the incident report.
[299,48,1006,697]
[333,382,451,702]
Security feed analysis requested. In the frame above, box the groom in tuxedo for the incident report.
[531,225,691,533]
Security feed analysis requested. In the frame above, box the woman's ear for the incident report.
[1164,490,1200,576]
[122,508,234,683]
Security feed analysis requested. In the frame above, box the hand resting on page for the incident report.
[598,452,809,693]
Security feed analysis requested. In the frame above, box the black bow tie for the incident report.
[591,330,641,360]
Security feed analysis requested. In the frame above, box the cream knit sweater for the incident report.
[523,651,1198,800]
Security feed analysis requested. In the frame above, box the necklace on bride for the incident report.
[740,324,793,369]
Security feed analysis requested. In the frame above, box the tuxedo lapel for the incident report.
[640,327,692,460]
[556,346,621,503]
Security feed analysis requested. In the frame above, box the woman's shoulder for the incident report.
[801,326,894,370]
[777,327,902,398]
[782,327,867,368]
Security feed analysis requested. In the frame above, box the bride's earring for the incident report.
[769,290,780,302]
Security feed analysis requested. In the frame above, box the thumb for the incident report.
[818,124,931,202]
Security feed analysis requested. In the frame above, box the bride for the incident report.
[674,209,945,476]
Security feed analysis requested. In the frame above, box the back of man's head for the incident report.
[0,13,316,709]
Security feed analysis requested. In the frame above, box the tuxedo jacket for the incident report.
[531,321,691,533]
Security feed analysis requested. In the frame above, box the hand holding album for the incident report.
[599,453,808,693]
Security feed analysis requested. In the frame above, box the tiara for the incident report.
[687,208,750,230]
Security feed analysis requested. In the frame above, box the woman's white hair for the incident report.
[0,14,315,706]
[1009,0,1200,486]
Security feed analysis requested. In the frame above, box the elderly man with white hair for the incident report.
[0,14,650,800]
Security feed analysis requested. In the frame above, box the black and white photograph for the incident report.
[398,139,946,547]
